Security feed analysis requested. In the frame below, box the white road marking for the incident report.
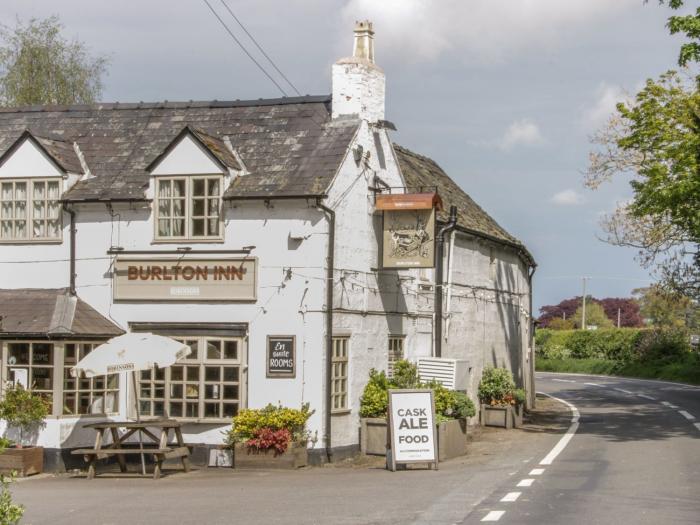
[661,401,679,408]
[517,479,535,487]
[537,371,700,390]
[584,382,603,387]
[500,492,521,502]
[637,394,657,401]
[481,510,505,522]
[694,423,700,432]
[551,378,576,383]
[537,392,580,466]
[678,410,695,420]
[529,468,545,475]
[614,388,633,394]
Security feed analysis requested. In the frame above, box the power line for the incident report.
[219,0,301,96]
[201,0,288,97]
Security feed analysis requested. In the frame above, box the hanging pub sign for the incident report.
[376,193,441,269]
[113,257,257,301]
[387,389,438,471]
[266,336,296,378]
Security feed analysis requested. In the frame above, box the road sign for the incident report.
[387,389,438,471]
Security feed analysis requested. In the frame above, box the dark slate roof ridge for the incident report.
[392,143,535,265]
[0,95,332,114]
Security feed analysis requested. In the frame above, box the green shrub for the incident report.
[0,474,23,525]
[358,360,477,421]
[477,367,518,406]
[227,403,313,447]
[391,360,421,389]
[0,385,49,445]
[359,369,389,418]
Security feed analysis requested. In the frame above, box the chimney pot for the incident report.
[353,20,375,63]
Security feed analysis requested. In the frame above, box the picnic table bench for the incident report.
[72,419,190,479]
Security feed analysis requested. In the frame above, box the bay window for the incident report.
[155,176,222,240]
[0,178,61,241]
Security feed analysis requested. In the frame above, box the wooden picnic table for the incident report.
[72,419,190,479]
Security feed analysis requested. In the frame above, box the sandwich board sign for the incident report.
[387,389,438,471]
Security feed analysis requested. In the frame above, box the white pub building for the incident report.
[0,22,535,469]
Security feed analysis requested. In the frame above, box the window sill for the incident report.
[151,239,225,245]
[0,239,63,245]
[331,410,351,416]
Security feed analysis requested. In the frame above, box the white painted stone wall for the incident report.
[331,59,385,123]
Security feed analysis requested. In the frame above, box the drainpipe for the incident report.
[316,200,335,463]
[527,264,537,408]
[434,205,458,358]
[63,203,77,296]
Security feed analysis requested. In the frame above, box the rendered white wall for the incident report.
[149,134,225,176]
[0,138,63,179]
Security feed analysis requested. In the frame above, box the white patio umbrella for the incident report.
[71,333,192,474]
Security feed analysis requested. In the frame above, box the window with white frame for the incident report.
[138,336,242,420]
[331,336,349,412]
[155,176,222,240]
[6,342,53,403]
[387,336,405,379]
[0,179,61,241]
[63,343,119,415]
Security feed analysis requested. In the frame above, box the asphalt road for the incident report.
[466,373,700,524]
[11,373,700,524]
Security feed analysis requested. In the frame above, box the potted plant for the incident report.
[359,360,476,460]
[226,404,314,469]
[0,385,49,476]
[477,367,526,429]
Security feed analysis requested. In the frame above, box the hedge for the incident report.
[535,327,693,363]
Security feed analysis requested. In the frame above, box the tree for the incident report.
[598,297,644,327]
[537,297,584,328]
[0,16,108,106]
[586,2,700,300]
[633,285,699,328]
[572,302,614,329]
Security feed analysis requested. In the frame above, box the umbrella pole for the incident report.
[131,371,146,476]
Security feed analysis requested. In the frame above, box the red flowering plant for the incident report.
[226,403,314,456]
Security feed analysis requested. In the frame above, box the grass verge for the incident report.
[536,353,700,385]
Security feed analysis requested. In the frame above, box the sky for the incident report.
[0,0,690,312]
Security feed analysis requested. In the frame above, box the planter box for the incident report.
[360,418,388,456]
[360,418,468,461]
[233,442,307,469]
[480,404,523,429]
[0,446,43,477]
[437,418,467,461]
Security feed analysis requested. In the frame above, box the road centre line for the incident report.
[614,388,633,394]
[694,423,700,432]
[678,410,695,420]
[551,378,576,383]
[500,492,521,502]
[481,510,505,522]
[584,382,603,387]
[637,394,657,401]
[661,401,679,408]
[517,479,535,487]
[529,468,545,475]
[537,392,580,466]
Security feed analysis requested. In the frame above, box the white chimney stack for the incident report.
[332,20,385,123]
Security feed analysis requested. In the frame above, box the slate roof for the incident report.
[0,96,358,202]
[0,130,83,174]
[393,144,534,264]
[0,288,124,338]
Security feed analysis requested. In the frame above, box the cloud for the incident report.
[581,83,627,131]
[340,0,639,63]
[499,119,545,150]
[551,189,585,206]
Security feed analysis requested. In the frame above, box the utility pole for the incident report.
[581,277,588,330]
[617,308,621,328]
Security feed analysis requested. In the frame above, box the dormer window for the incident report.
[148,126,239,243]
[0,131,76,243]
[0,178,61,240]
[156,176,221,239]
